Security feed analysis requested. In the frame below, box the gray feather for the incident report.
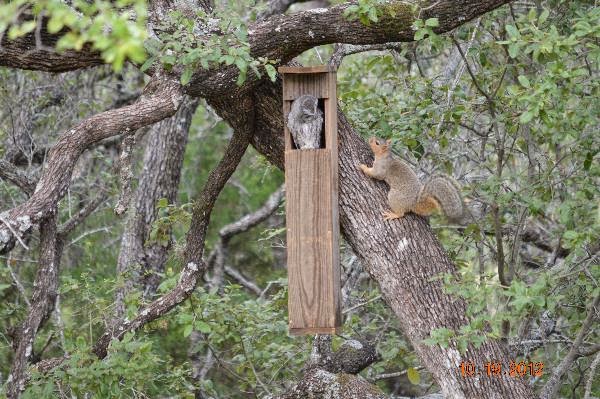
[287,95,324,149]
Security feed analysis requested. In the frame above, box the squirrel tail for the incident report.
[417,174,464,222]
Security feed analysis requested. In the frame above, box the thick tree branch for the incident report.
[6,211,60,399]
[0,28,102,72]
[274,368,387,399]
[3,1,511,100]
[0,73,184,254]
[249,0,509,61]
[190,0,512,96]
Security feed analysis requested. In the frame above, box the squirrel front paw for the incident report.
[358,164,369,174]
[382,210,403,221]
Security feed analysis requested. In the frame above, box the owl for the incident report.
[287,95,324,149]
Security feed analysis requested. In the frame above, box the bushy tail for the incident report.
[419,174,463,222]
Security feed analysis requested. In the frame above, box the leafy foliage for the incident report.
[0,0,148,71]
[142,3,278,85]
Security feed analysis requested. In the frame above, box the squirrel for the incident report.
[359,137,464,222]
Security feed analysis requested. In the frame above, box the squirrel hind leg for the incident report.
[382,209,404,221]
[412,195,440,217]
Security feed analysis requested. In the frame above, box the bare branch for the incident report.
[224,265,262,296]
[58,193,108,237]
[0,159,36,195]
[220,186,284,240]
[368,366,425,382]
[329,43,404,69]
[5,253,31,308]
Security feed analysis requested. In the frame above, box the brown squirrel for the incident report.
[359,137,464,222]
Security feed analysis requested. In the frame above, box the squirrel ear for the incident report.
[386,139,392,145]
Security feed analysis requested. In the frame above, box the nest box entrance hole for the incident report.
[279,66,342,336]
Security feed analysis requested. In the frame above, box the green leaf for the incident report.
[265,64,277,82]
[183,324,193,337]
[519,110,535,124]
[508,43,520,58]
[425,18,439,27]
[343,5,360,21]
[563,230,578,240]
[47,16,65,34]
[538,9,549,24]
[140,56,156,72]
[180,68,193,85]
[368,6,378,23]
[407,367,421,385]
[505,24,519,39]
[414,29,426,41]
[221,55,235,65]
[517,75,530,88]
[195,320,211,334]
[236,69,247,86]
[234,57,248,73]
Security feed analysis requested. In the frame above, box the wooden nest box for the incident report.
[279,65,341,335]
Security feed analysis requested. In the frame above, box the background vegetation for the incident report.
[0,0,598,397]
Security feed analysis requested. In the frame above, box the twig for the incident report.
[583,352,600,399]
[343,295,382,314]
[6,254,31,307]
[0,159,36,195]
[540,294,600,399]
[54,294,67,352]
[224,265,262,296]
[67,227,110,247]
[0,214,29,250]
[58,193,107,237]
[369,366,424,382]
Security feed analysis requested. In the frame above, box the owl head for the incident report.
[300,96,319,121]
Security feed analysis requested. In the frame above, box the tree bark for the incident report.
[6,211,60,399]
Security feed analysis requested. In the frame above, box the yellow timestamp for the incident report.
[459,361,544,378]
